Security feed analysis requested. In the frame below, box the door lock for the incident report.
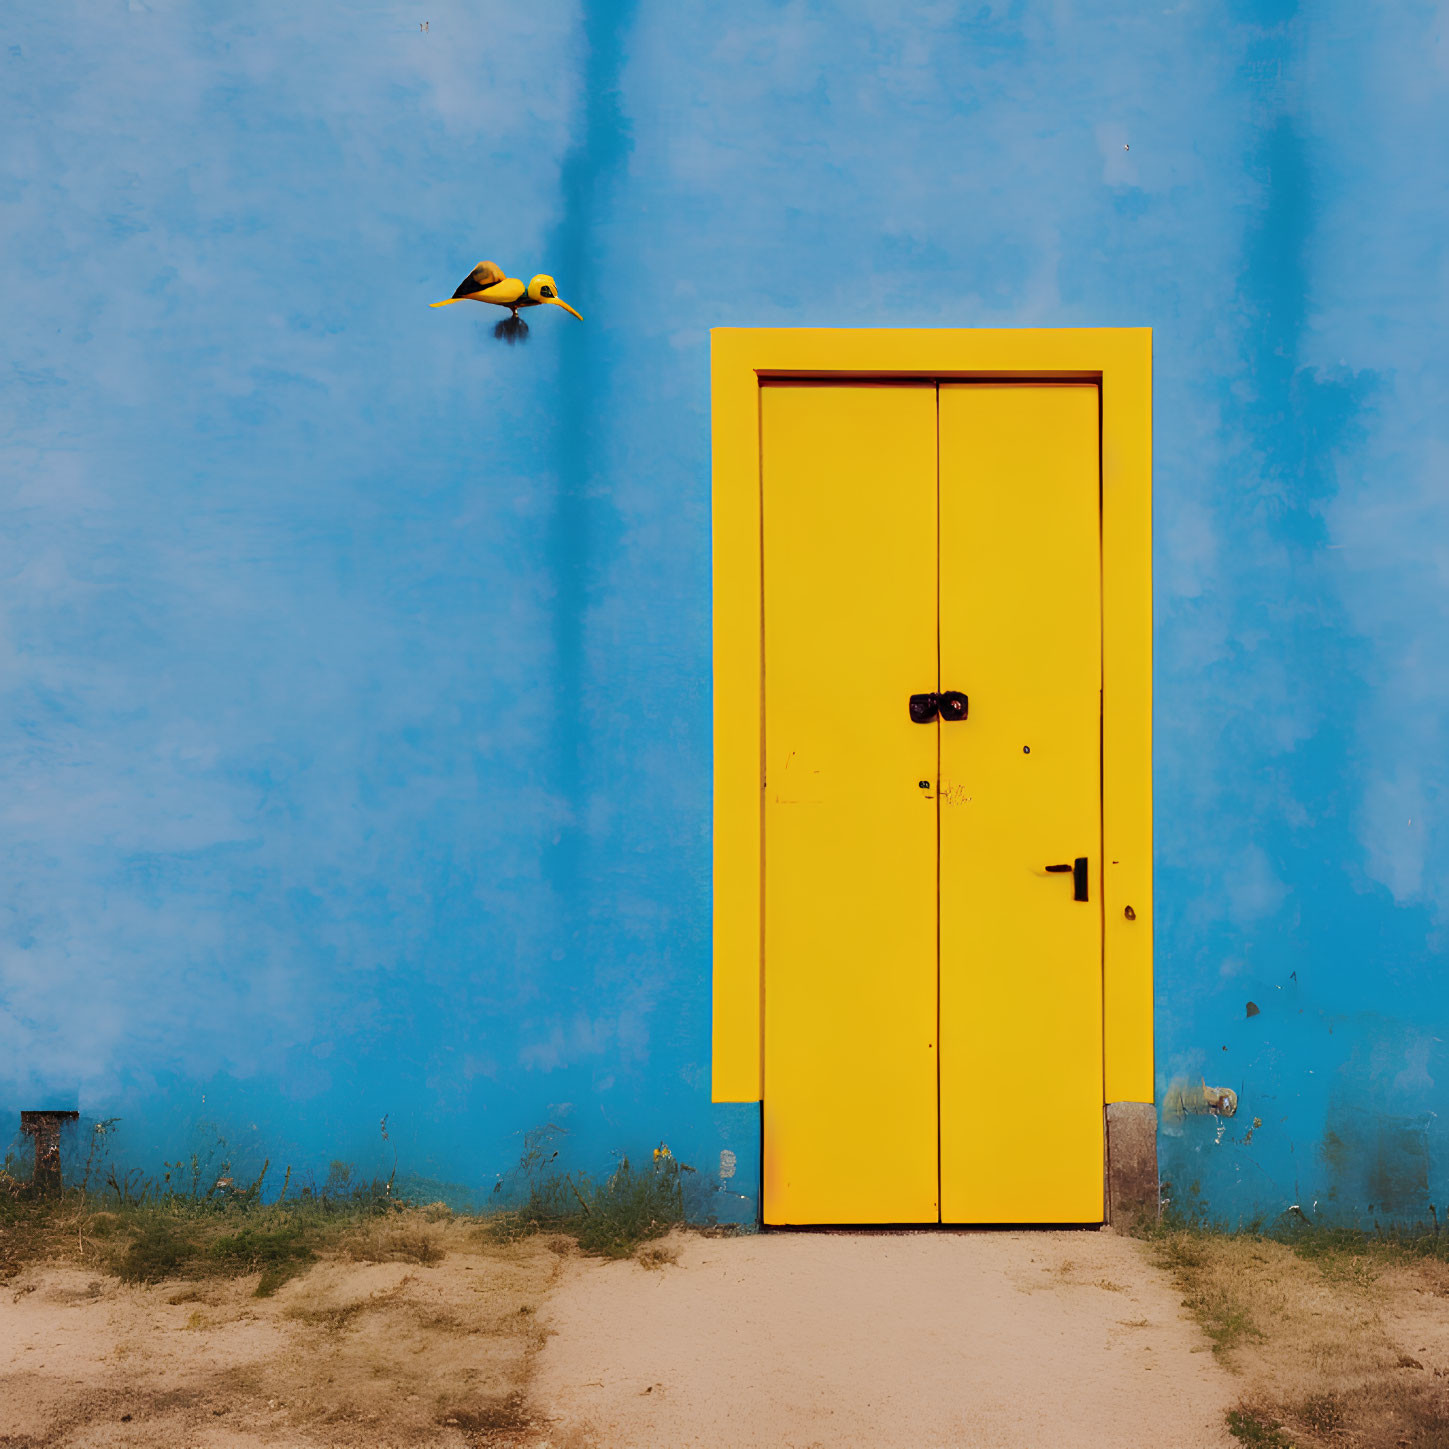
[1045,857,1089,902]
[909,691,969,723]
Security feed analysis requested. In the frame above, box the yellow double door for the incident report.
[762,381,1104,1225]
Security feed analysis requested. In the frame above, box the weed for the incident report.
[1186,1291,1258,1353]
[210,1223,318,1295]
[1225,1407,1293,1448]
[1293,1394,1345,1435]
[1143,1204,1449,1271]
[1,1136,407,1295]
[1147,1228,1261,1354]
[5,1119,711,1296]
[110,1216,325,1294]
[495,1146,691,1259]
[338,1223,445,1265]
[117,1221,199,1284]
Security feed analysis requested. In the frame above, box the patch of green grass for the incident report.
[1141,1203,1449,1280]
[115,1218,318,1295]
[1136,1199,1449,1315]
[2,1147,409,1295]
[1225,1407,1294,1448]
[1142,1225,1261,1354]
[1192,1296,1258,1353]
[495,1146,691,1258]
[101,1204,391,1295]
[5,1120,712,1289]
[1272,1218,1449,1277]
[116,1220,200,1284]
[209,1223,320,1295]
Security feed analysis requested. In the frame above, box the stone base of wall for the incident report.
[1106,1101,1159,1228]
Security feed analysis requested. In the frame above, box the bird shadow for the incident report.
[493,316,530,345]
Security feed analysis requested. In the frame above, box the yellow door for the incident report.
[938,384,1104,1223]
[760,381,1103,1226]
[761,383,940,1225]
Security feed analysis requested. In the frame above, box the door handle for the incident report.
[939,690,968,722]
[1045,857,1089,902]
[908,693,939,723]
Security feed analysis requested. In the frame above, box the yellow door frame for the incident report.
[711,328,1155,1211]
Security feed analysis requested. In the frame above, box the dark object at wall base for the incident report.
[1106,1101,1158,1227]
[21,1110,79,1196]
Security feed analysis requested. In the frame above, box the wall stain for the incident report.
[541,0,640,918]
[1165,1078,1240,1121]
[1319,1111,1431,1216]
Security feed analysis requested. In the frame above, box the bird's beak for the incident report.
[430,298,461,308]
[544,296,583,320]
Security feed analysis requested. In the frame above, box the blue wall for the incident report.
[4,0,1448,1225]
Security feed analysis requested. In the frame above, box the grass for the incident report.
[1146,1197,1449,1264]
[113,1218,325,1296]
[0,1124,699,1447]
[1,1146,421,1296]
[2,1122,706,1303]
[1225,1407,1294,1448]
[16,1193,408,1296]
[1142,1211,1449,1449]
[491,1144,691,1258]
[1145,1227,1263,1354]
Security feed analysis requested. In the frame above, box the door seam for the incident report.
[757,381,768,1218]
[1096,381,1108,1220]
[934,382,943,1224]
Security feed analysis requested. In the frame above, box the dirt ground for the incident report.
[6,1220,1449,1448]
[533,1228,1239,1449]
[0,1218,565,1448]
[1148,1229,1449,1446]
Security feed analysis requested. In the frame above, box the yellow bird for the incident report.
[430,260,583,321]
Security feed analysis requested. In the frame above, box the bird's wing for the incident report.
[452,260,508,298]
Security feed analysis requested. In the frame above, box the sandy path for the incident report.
[533,1229,1238,1449]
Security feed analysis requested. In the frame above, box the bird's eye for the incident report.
[541,286,554,297]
